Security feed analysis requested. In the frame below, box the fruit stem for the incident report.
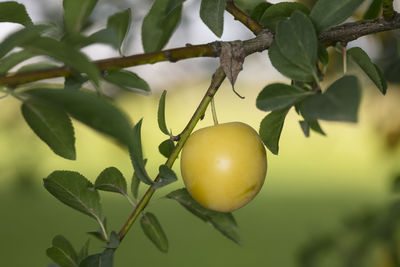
[211,97,219,125]
[342,44,347,74]
[117,67,226,242]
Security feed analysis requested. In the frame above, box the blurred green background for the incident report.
[1,78,400,266]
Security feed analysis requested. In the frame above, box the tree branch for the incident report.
[225,0,264,35]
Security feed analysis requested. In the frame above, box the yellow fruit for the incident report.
[180,122,267,212]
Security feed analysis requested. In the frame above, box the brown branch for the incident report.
[1,13,400,87]
[225,0,264,35]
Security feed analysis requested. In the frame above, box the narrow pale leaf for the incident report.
[200,0,226,37]
[0,1,32,26]
[310,0,364,32]
[26,88,133,147]
[167,188,241,244]
[104,69,150,94]
[140,212,169,253]
[348,47,387,94]
[142,0,182,52]
[129,120,153,185]
[157,90,169,135]
[43,170,102,220]
[21,98,75,160]
[63,0,98,34]
[259,108,290,155]
[158,139,174,158]
[94,167,127,195]
[256,83,312,112]
[154,165,177,189]
[300,76,361,122]
[46,235,78,267]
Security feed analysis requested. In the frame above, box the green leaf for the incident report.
[129,119,153,185]
[259,108,290,155]
[64,74,88,90]
[310,0,364,32]
[26,88,133,147]
[256,83,312,112]
[103,231,119,249]
[131,159,146,200]
[94,167,127,195]
[250,2,273,22]
[0,1,32,26]
[200,0,226,37]
[167,188,241,245]
[46,235,78,267]
[142,0,182,52]
[318,43,329,67]
[299,119,325,137]
[234,0,265,15]
[106,9,131,51]
[87,218,107,242]
[0,24,50,59]
[154,165,177,189]
[363,0,382,19]
[300,76,361,122]
[21,98,76,160]
[140,212,169,253]
[0,50,35,74]
[348,47,387,95]
[103,69,150,94]
[43,170,102,221]
[166,0,187,14]
[157,90,169,135]
[17,62,59,73]
[299,120,310,137]
[63,0,98,34]
[79,249,113,267]
[269,11,317,82]
[392,174,400,193]
[384,59,400,83]
[78,240,90,263]
[259,2,309,31]
[158,139,174,158]
[21,37,100,86]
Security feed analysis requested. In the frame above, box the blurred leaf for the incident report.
[140,212,169,253]
[384,59,400,83]
[65,74,88,90]
[256,83,312,112]
[318,43,329,67]
[0,1,32,26]
[0,50,35,74]
[157,90,169,135]
[250,2,273,22]
[233,0,265,15]
[103,231,119,249]
[299,119,325,137]
[0,24,50,58]
[78,240,90,262]
[17,62,59,73]
[154,164,177,189]
[348,47,387,95]
[259,2,309,32]
[79,249,113,267]
[129,119,153,185]
[142,0,182,52]
[63,0,98,34]
[300,76,361,122]
[166,0,186,14]
[21,37,100,86]
[158,139,174,158]
[21,98,75,160]
[94,167,127,195]
[131,159,146,200]
[310,0,364,32]
[46,235,78,267]
[26,88,133,147]
[363,0,382,19]
[200,0,226,37]
[43,170,102,221]
[259,108,290,155]
[269,11,317,82]
[167,188,241,245]
[393,174,400,193]
[299,120,310,137]
[106,9,131,51]
[103,69,150,94]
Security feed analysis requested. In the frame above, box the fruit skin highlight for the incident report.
[180,122,267,212]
